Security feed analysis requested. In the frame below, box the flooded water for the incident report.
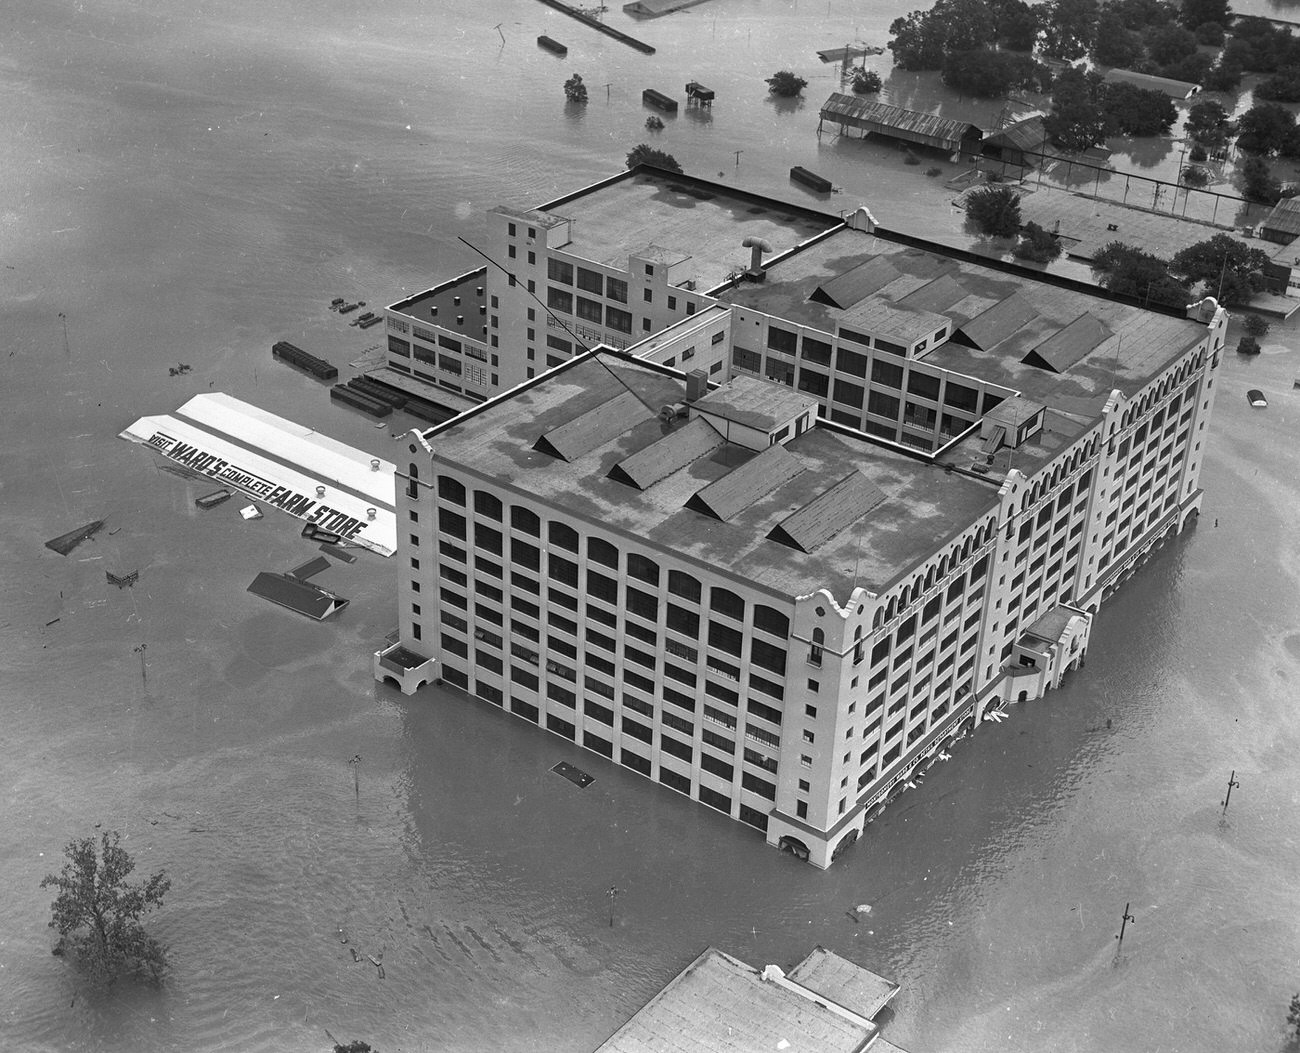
[3,1,1299,1051]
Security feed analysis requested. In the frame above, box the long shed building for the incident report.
[818,93,983,154]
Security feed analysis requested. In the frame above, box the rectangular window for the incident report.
[548,258,574,284]
[547,287,573,314]
[872,359,903,388]
[605,305,632,333]
[836,346,868,377]
[576,296,602,323]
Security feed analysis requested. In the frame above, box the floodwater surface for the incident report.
[2,2,1299,1051]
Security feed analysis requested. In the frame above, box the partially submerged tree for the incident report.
[42,831,170,985]
[1014,221,1063,262]
[1241,156,1282,205]
[765,70,808,97]
[851,68,883,94]
[1044,68,1108,153]
[1184,99,1231,151]
[1170,233,1269,307]
[563,73,588,104]
[625,144,683,173]
[1091,241,1191,308]
[965,184,1022,237]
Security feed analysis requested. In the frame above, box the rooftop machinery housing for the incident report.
[375,167,1227,868]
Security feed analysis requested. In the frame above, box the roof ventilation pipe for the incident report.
[743,236,773,283]
[685,368,709,401]
[658,402,689,424]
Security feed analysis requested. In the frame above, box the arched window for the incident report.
[853,626,864,665]
[809,627,824,667]
[437,475,465,505]
[474,490,503,521]
[409,462,419,479]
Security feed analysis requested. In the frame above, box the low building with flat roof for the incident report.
[376,168,1227,867]
[593,946,906,1053]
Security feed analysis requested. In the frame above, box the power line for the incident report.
[457,236,590,353]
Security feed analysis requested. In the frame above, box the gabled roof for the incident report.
[1022,312,1111,373]
[1263,196,1300,238]
[810,257,901,310]
[768,471,887,553]
[898,273,969,315]
[786,946,902,1021]
[987,394,1045,428]
[959,292,1038,350]
[533,389,645,461]
[1102,68,1200,99]
[247,572,348,620]
[691,375,819,431]
[819,93,982,146]
[685,443,804,521]
[608,417,724,490]
[981,115,1048,154]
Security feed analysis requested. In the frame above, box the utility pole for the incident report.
[607,885,619,927]
[348,754,362,800]
[493,23,504,45]
[59,312,70,357]
[1221,769,1240,816]
[132,643,147,686]
[1115,902,1135,956]
[734,150,743,169]
[604,83,612,103]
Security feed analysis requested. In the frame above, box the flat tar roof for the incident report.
[593,947,875,1053]
[430,353,999,600]
[542,170,839,294]
[389,268,488,338]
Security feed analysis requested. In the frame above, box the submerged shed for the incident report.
[1102,68,1200,99]
[819,93,982,154]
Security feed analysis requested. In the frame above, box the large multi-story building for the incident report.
[375,168,1227,868]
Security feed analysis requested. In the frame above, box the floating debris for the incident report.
[45,519,106,556]
[551,761,594,788]
[319,543,357,563]
[287,555,331,581]
[239,505,263,521]
[168,362,193,376]
[195,488,232,509]
[106,569,139,589]
[247,571,349,620]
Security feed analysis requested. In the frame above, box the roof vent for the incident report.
[686,369,709,401]
[742,236,773,282]
[658,402,689,424]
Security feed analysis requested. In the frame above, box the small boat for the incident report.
[1247,388,1267,408]
[338,302,360,314]
[195,488,232,509]
[302,522,343,545]
[538,35,568,56]
[358,313,384,329]
[790,166,833,193]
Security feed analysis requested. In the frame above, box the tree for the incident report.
[1092,13,1144,69]
[563,73,587,104]
[1194,21,1225,45]
[765,70,808,97]
[942,49,1043,97]
[1145,23,1199,66]
[1243,313,1271,337]
[1202,57,1243,92]
[995,0,1040,51]
[1237,102,1297,155]
[888,0,999,69]
[1170,233,1269,307]
[1181,165,1210,188]
[965,184,1022,237]
[1102,83,1177,137]
[851,68,883,94]
[1256,67,1300,103]
[1014,221,1063,262]
[1044,68,1108,152]
[41,831,170,985]
[625,144,683,173]
[1110,0,1178,29]
[1091,241,1191,307]
[1242,155,1282,204]
[1185,99,1231,150]
[1039,0,1099,59]
[1181,0,1231,31]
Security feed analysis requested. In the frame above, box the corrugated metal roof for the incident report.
[1263,196,1300,238]
[987,394,1045,427]
[1023,312,1111,373]
[981,115,1047,155]
[594,947,875,1053]
[787,946,901,1021]
[686,443,805,521]
[1102,68,1200,99]
[768,470,887,553]
[812,257,901,310]
[608,416,724,490]
[980,425,1006,457]
[533,389,645,461]
[960,292,1039,350]
[819,93,982,149]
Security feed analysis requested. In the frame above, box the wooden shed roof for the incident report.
[820,93,982,149]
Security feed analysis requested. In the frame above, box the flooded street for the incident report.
[2,1,1299,1050]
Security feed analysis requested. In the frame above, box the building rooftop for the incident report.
[389,267,488,339]
[542,170,839,294]
[593,947,890,1053]
[692,374,819,431]
[429,353,1000,600]
[719,226,1207,415]
[786,946,902,1021]
[1262,196,1300,239]
[1102,68,1200,99]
